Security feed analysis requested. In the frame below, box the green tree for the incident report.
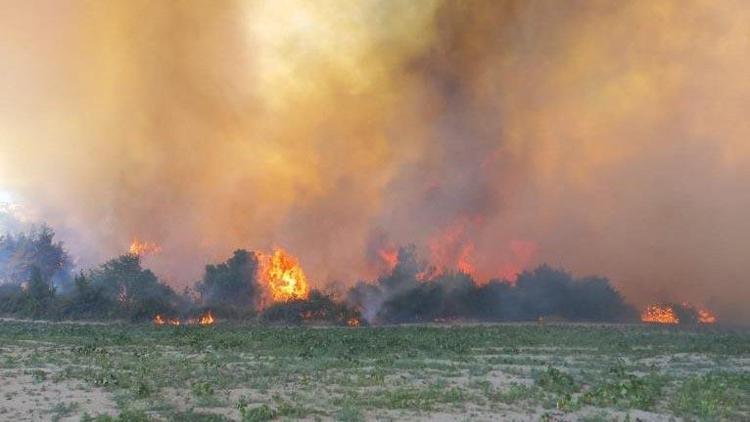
[87,254,177,321]
[22,266,55,318]
[0,225,72,287]
[197,249,259,312]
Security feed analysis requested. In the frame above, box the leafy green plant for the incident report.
[240,404,276,422]
[535,366,578,394]
[27,368,47,383]
[50,402,80,422]
[669,372,750,418]
[581,373,666,410]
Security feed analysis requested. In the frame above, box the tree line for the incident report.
[0,226,636,324]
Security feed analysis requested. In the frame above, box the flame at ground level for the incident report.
[197,310,216,326]
[641,304,679,324]
[641,302,717,325]
[153,314,180,326]
[153,310,216,326]
[347,317,361,327]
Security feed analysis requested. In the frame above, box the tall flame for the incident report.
[427,219,477,277]
[258,248,310,303]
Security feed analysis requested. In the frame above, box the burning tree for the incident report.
[261,290,363,326]
[196,248,324,324]
[348,248,638,324]
[257,248,310,304]
[376,271,476,323]
[254,249,362,326]
[129,238,161,256]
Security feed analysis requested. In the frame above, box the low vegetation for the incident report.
[0,322,747,421]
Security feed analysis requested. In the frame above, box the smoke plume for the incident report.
[1,1,749,322]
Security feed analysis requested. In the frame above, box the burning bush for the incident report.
[641,302,717,325]
[376,271,476,323]
[196,248,313,318]
[2,221,711,327]
[349,248,637,324]
[261,290,363,326]
[257,248,311,304]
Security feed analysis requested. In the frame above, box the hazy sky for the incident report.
[1,1,748,321]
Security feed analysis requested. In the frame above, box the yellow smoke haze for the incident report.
[0,1,748,321]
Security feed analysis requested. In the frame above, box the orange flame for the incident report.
[496,240,537,283]
[378,248,398,273]
[258,248,310,304]
[696,306,717,324]
[428,220,476,277]
[198,310,215,326]
[641,303,717,325]
[153,311,216,326]
[347,317,361,327]
[129,238,161,256]
[641,304,679,324]
[456,242,476,275]
[153,314,180,326]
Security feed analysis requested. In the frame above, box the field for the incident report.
[0,322,748,421]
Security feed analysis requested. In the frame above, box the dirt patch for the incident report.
[0,369,117,421]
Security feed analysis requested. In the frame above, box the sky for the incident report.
[0,0,749,322]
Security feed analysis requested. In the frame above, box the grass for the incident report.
[49,402,80,422]
[669,372,750,418]
[0,321,747,420]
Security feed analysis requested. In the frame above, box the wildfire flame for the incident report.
[129,238,162,256]
[347,317,360,327]
[258,248,310,303]
[198,310,215,326]
[641,302,717,325]
[641,304,679,324]
[456,242,476,275]
[378,248,398,273]
[153,314,181,326]
[696,307,717,324]
[428,220,477,277]
[153,310,216,326]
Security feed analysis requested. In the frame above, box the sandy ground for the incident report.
[0,369,116,421]
[0,322,747,421]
